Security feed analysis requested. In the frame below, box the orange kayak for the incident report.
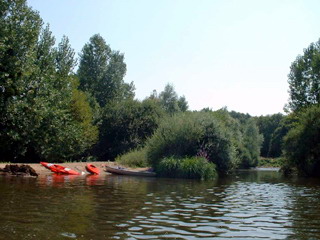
[40,162,80,175]
[85,164,100,175]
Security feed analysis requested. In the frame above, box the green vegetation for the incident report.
[116,148,148,168]
[258,157,283,168]
[287,39,320,112]
[0,1,97,162]
[157,157,217,180]
[283,105,320,176]
[255,113,284,158]
[280,39,320,177]
[5,0,320,179]
[146,112,237,174]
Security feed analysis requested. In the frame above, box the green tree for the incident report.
[77,34,134,107]
[255,113,284,157]
[95,99,164,160]
[0,1,97,162]
[242,118,263,167]
[287,39,320,112]
[268,115,295,158]
[159,83,180,114]
[283,105,320,176]
[0,0,43,161]
[178,95,188,112]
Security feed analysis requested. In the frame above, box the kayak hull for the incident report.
[40,162,80,175]
[85,164,100,175]
[106,166,156,177]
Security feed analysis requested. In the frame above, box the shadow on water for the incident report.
[0,170,320,239]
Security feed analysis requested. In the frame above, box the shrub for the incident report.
[157,157,217,180]
[283,105,320,176]
[115,148,148,168]
[146,112,237,174]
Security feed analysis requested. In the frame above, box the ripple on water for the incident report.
[2,171,320,239]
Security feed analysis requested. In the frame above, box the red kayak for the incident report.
[85,164,100,175]
[40,162,80,175]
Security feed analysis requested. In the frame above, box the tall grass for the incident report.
[115,148,148,168]
[157,157,217,180]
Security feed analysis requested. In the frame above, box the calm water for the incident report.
[1,169,320,240]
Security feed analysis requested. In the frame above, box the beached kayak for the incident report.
[106,166,156,177]
[85,164,100,175]
[40,162,80,175]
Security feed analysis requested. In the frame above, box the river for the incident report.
[0,169,320,239]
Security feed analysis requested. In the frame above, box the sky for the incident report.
[28,0,320,116]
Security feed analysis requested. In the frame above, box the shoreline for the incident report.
[0,161,150,176]
[0,162,112,176]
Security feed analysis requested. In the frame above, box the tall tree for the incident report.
[242,118,263,167]
[0,0,97,162]
[255,113,284,157]
[77,34,134,106]
[178,95,188,112]
[287,39,320,112]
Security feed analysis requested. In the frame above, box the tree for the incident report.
[178,95,188,112]
[283,105,320,176]
[95,99,164,161]
[77,34,134,107]
[242,119,263,167]
[159,83,180,114]
[0,0,43,161]
[287,39,320,112]
[0,1,97,162]
[255,113,284,157]
[268,115,295,158]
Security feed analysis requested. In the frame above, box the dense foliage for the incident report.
[255,113,284,158]
[282,38,320,177]
[95,99,164,161]
[77,34,134,107]
[146,112,238,174]
[283,105,320,176]
[0,0,97,162]
[287,39,320,112]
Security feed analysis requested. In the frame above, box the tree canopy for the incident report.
[287,39,320,112]
[0,0,97,162]
[77,34,134,107]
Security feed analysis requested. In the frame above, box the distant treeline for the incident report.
[1,0,319,178]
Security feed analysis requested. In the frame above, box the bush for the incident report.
[146,112,237,174]
[258,157,284,167]
[115,148,148,168]
[157,157,217,180]
[95,99,164,161]
[283,105,320,176]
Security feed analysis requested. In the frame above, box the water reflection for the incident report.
[0,170,320,239]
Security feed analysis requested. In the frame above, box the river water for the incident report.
[0,169,320,239]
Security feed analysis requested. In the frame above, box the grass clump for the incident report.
[157,156,217,180]
[115,148,148,168]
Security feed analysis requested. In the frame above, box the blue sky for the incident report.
[28,0,320,116]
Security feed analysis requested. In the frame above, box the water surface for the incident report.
[1,169,320,239]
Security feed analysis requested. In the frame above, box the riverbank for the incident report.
[0,161,145,176]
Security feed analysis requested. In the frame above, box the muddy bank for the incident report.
[0,161,148,176]
[0,162,113,176]
[0,164,38,176]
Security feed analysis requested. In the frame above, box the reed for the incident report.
[157,156,217,180]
